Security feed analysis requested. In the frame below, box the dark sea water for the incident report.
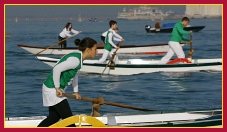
[5,18,222,117]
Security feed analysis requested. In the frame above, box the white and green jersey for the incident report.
[102,30,122,42]
[104,28,122,51]
[43,51,82,91]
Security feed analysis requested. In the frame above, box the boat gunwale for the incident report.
[146,25,205,33]
[5,109,222,127]
[36,57,222,68]
[17,43,187,50]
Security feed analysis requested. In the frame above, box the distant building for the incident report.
[117,6,175,20]
[185,5,222,18]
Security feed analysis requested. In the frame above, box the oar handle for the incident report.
[190,32,192,50]
[101,40,124,75]
[63,93,76,99]
[81,96,105,104]
[190,32,192,39]
[101,49,117,75]
[63,93,103,104]
[110,40,124,60]
[110,48,119,61]
[104,101,155,111]
[63,93,154,112]
[188,31,194,59]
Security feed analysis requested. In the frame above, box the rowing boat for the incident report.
[145,25,205,33]
[5,109,222,127]
[36,56,222,75]
[17,43,186,55]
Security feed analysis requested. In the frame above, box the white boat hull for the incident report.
[5,109,222,127]
[18,43,186,55]
[36,56,222,75]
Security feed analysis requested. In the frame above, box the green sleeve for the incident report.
[182,36,190,41]
[176,23,191,35]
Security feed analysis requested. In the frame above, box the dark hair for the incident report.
[74,37,97,52]
[65,22,72,31]
[181,17,190,22]
[109,20,117,27]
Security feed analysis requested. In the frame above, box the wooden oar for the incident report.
[36,33,80,55]
[101,48,119,74]
[101,41,123,75]
[63,93,154,112]
[36,38,67,55]
[188,32,194,59]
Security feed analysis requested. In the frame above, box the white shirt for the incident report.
[59,28,80,38]
[53,57,80,92]
[101,29,123,42]
[42,56,80,107]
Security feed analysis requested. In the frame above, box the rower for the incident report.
[58,22,81,48]
[98,20,124,64]
[159,17,192,64]
[154,20,161,31]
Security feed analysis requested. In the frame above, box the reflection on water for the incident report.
[160,72,193,77]
[168,80,188,91]
[103,81,122,91]
[161,72,194,91]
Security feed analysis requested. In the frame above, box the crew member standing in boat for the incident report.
[101,27,122,43]
[58,22,81,48]
[98,20,124,64]
[154,20,161,31]
[159,17,192,64]
[38,37,97,127]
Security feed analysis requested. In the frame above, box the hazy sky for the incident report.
[5,5,185,18]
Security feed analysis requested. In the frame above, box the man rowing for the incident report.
[159,17,192,64]
[98,20,124,64]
